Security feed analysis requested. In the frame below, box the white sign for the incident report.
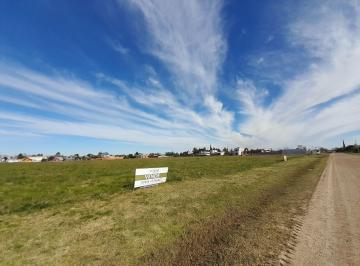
[134,167,168,188]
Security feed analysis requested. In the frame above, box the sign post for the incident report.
[134,167,168,188]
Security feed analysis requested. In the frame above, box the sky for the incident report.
[1,0,360,155]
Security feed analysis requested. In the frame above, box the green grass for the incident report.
[0,155,283,215]
[0,155,327,265]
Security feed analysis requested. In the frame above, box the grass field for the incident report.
[0,155,327,265]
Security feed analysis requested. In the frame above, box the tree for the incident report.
[17,153,25,159]
[126,153,135,159]
[165,152,179,157]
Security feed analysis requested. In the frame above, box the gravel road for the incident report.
[291,153,360,265]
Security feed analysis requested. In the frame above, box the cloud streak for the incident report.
[238,0,360,147]
[126,0,225,98]
[1,0,360,153]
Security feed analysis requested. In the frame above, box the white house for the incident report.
[232,147,245,156]
[199,150,211,156]
[7,158,20,163]
[29,156,46,163]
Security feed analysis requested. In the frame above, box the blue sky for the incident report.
[1,0,360,155]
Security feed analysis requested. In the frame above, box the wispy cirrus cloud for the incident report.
[238,0,360,147]
[123,0,243,144]
[1,0,360,153]
[107,39,129,55]
[125,0,226,98]
[0,61,234,150]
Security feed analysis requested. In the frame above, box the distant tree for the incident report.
[127,154,135,159]
[165,152,179,157]
[180,151,189,157]
[74,154,80,160]
[55,152,61,157]
[17,153,25,159]
[3,156,8,162]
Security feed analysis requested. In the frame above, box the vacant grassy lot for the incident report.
[0,155,327,265]
[0,156,283,215]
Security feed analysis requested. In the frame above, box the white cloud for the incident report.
[0,62,232,150]
[121,0,245,145]
[265,35,274,43]
[1,0,360,152]
[108,39,129,55]
[237,0,360,148]
[125,0,226,99]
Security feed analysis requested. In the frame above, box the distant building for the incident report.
[210,148,221,155]
[262,148,272,153]
[102,155,124,160]
[199,150,211,156]
[29,156,46,163]
[283,145,307,155]
[232,147,245,156]
[65,156,75,161]
[311,148,321,154]
[138,153,149,159]
[54,156,64,162]
[7,158,20,163]
[21,157,32,163]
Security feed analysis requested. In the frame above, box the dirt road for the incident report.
[291,153,360,265]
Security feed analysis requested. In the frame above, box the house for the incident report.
[310,148,321,154]
[54,156,64,162]
[232,147,245,156]
[65,156,75,161]
[199,150,211,156]
[102,155,124,160]
[283,145,307,155]
[137,153,149,159]
[7,158,20,163]
[21,157,33,163]
[210,149,221,155]
[29,156,46,163]
[311,149,321,154]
